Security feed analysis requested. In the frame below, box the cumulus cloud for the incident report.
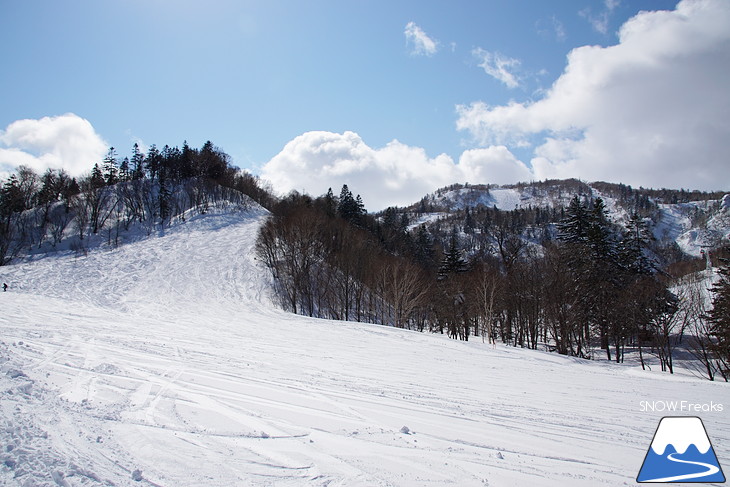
[458,147,533,185]
[404,21,438,56]
[473,48,522,88]
[0,113,108,178]
[261,131,528,210]
[457,0,730,191]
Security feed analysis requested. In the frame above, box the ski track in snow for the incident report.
[1,207,729,486]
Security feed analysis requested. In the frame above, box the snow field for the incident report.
[1,207,729,486]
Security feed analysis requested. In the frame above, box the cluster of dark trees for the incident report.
[255,186,428,326]
[705,254,730,379]
[256,184,729,380]
[0,141,272,264]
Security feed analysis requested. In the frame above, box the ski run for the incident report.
[1,205,728,486]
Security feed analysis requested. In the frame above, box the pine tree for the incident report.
[414,225,435,271]
[557,196,590,244]
[102,147,118,186]
[355,195,366,223]
[464,207,475,234]
[145,145,162,181]
[587,197,622,360]
[438,227,468,279]
[619,212,654,275]
[90,163,105,189]
[337,184,365,226]
[587,197,615,262]
[322,188,337,218]
[118,157,131,182]
[131,142,145,180]
[707,253,730,379]
[338,184,355,220]
[158,175,171,224]
[558,196,625,360]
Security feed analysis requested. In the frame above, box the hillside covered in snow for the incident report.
[407,180,729,259]
[1,203,729,486]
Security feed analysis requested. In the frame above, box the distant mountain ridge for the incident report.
[395,179,729,259]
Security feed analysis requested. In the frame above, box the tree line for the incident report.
[0,141,273,264]
[256,185,730,381]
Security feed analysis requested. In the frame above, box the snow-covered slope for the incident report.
[414,182,730,257]
[427,185,575,212]
[654,200,730,256]
[1,207,729,486]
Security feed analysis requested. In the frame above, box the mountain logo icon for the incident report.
[637,416,725,483]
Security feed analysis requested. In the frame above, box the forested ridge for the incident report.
[255,180,730,381]
[0,141,273,263]
[1,142,728,381]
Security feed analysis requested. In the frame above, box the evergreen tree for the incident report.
[464,207,475,234]
[145,145,162,180]
[119,157,131,183]
[619,212,654,275]
[337,184,354,219]
[102,147,118,186]
[587,198,615,262]
[180,140,195,179]
[399,213,410,233]
[131,142,145,180]
[158,174,171,224]
[90,163,106,189]
[337,184,365,226]
[382,207,398,231]
[586,197,622,360]
[707,253,730,379]
[0,175,26,217]
[414,225,436,271]
[200,140,227,181]
[37,169,61,207]
[557,196,590,244]
[322,188,337,218]
[558,196,625,360]
[0,175,25,264]
[355,195,366,222]
[438,227,468,279]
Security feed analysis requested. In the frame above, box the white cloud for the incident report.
[537,16,567,42]
[581,0,621,35]
[458,147,533,185]
[0,113,108,178]
[261,131,528,211]
[472,48,522,89]
[457,0,730,192]
[552,16,567,42]
[605,0,621,12]
[404,21,438,56]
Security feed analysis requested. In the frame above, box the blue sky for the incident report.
[1,0,728,209]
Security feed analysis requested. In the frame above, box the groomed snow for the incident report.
[1,206,729,486]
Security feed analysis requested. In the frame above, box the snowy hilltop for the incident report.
[405,180,729,258]
[1,202,729,487]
